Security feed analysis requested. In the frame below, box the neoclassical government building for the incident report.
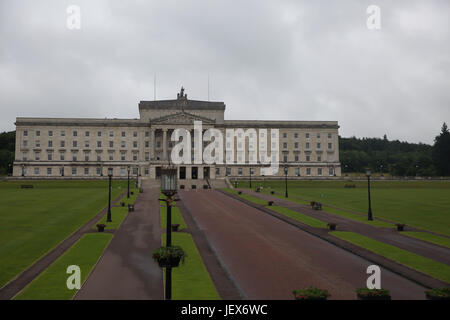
[13,88,341,185]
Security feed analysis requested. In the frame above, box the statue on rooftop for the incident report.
[177,86,187,100]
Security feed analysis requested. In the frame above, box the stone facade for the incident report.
[13,89,341,180]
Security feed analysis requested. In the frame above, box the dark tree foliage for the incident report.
[0,131,15,175]
[432,123,450,176]
[339,134,435,176]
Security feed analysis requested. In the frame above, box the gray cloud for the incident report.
[0,0,449,144]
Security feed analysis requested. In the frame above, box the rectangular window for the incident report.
[121,141,126,148]
[133,131,137,137]
[283,133,287,138]
[98,131,102,137]
[133,153,137,161]
[121,153,126,161]
[328,133,332,139]
[23,152,27,161]
[238,168,243,176]
[73,131,77,136]
[85,141,89,148]
[109,153,114,161]
[318,155,322,162]
[47,141,52,148]
[34,167,39,175]
[97,155,101,161]
[47,168,52,175]
[306,155,310,162]
[283,155,288,162]
[35,153,40,161]
[48,153,53,161]
[317,133,321,138]
[133,141,138,148]
[329,168,334,176]
[85,131,90,137]
[122,131,126,137]
[61,131,65,136]
[294,142,299,149]
[306,133,310,139]
[295,168,300,176]
[328,143,332,149]
[36,141,41,147]
[317,143,321,149]
[145,152,149,161]
[306,142,310,149]
[60,141,65,148]
[145,141,149,148]
[24,130,28,136]
[226,167,231,176]
[294,133,298,138]
[72,168,77,175]
[121,168,126,176]
[73,141,77,147]
[145,168,149,175]
[36,130,40,136]
[60,153,65,161]
[84,167,89,175]
[48,130,53,136]
[283,142,287,149]
[306,168,311,176]
[96,167,101,175]
[97,141,102,148]
[318,168,322,176]
[23,140,28,147]
[73,155,77,161]
[215,168,220,175]
[108,168,113,175]
[109,141,113,148]
[85,154,89,161]
[109,131,114,137]
[295,155,299,162]
[145,131,150,137]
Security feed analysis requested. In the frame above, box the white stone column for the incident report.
[162,128,167,161]
[150,128,155,160]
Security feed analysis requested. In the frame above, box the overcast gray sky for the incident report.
[0,0,449,144]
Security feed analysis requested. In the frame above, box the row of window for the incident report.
[227,167,334,176]
[23,140,147,149]
[22,151,146,162]
[283,142,333,149]
[23,167,150,176]
[23,130,149,138]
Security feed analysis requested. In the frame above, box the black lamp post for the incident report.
[136,166,139,188]
[284,166,288,198]
[160,165,178,300]
[61,165,64,177]
[107,173,112,222]
[21,164,25,177]
[249,166,252,189]
[366,168,373,221]
[127,165,130,199]
[8,163,12,176]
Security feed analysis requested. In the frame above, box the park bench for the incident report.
[311,201,322,210]
[20,185,33,189]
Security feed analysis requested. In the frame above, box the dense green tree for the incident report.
[432,123,450,176]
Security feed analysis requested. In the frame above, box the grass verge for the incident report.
[267,206,328,229]
[162,233,220,300]
[14,233,113,300]
[401,232,450,249]
[94,206,129,230]
[160,205,187,230]
[331,231,450,283]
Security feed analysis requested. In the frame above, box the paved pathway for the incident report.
[75,187,163,300]
[241,189,450,265]
[179,190,428,300]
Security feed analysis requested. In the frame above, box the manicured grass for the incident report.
[0,180,126,289]
[240,180,450,235]
[323,206,395,228]
[331,231,450,283]
[401,232,450,249]
[94,206,129,230]
[162,233,220,300]
[223,188,268,205]
[117,187,139,205]
[160,205,187,230]
[14,233,113,300]
[267,206,328,229]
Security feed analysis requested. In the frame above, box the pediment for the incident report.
[150,111,215,125]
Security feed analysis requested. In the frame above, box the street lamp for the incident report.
[284,166,288,198]
[107,173,112,222]
[21,164,25,177]
[136,166,139,188]
[8,163,12,177]
[160,165,178,300]
[366,168,373,221]
[249,166,252,189]
[127,165,130,199]
[61,165,64,177]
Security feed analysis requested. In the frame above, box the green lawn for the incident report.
[331,231,450,283]
[240,180,450,235]
[162,233,220,300]
[94,206,129,230]
[267,206,328,229]
[14,233,113,300]
[223,188,268,205]
[0,180,126,289]
[401,232,450,249]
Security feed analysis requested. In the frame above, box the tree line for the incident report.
[340,123,450,177]
[0,123,449,176]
